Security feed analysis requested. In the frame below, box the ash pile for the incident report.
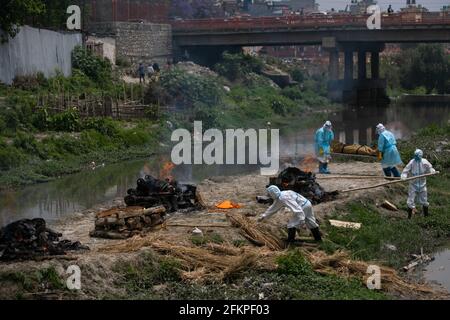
[268,167,338,204]
[124,175,204,213]
[0,218,89,261]
[90,206,167,239]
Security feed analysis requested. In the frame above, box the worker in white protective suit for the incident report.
[257,185,322,243]
[401,149,435,219]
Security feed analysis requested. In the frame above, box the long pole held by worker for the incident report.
[340,172,440,194]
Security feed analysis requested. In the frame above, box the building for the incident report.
[89,0,170,24]
[349,0,377,14]
[246,0,318,17]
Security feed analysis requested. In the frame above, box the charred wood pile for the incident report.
[124,175,204,212]
[269,167,338,204]
[90,206,166,239]
[0,218,89,261]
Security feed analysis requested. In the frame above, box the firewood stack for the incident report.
[0,218,89,261]
[124,175,203,212]
[269,167,338,204]
[90,206,166,239]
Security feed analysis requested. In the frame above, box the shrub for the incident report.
[159,69,224,108]
[48,108,81,132]
[0,142,27,170]
[72,46,112,84]
[290,68,305,83]
[281,86,303,100]
[214,52,264,81]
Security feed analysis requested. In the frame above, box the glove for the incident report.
[377,152,383,161]
[319,148,324,156]
[401,174,407,180]
[257,216,265,223]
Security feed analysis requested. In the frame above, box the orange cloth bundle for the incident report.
[215,200,242,209]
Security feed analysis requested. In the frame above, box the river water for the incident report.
[1,101,449,226]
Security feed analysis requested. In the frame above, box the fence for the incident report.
[0,26,82,85]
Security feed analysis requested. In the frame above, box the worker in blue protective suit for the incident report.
[315,121,334,174]
[401,149,435,219]
[376,123,402,177]
[257,185,322,243]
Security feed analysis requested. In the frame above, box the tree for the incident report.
[0,0,45,42]
[399,44,450,94]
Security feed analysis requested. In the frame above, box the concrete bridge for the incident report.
[172,13,450,104]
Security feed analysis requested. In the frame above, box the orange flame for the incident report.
[298,155,317,173]
[159,161,176,181]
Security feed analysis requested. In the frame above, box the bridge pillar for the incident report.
[344,50,354,81]
[328,49,339,81]
[371,51,380,79]
[358,50,367,80]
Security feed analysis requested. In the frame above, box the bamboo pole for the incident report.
[340,172,440,194]
[317,175,399,180]
[331,152,377,159]
[165,223,231,228]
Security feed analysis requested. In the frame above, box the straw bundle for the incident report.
[226,213,284,251]
[303,250,439,297]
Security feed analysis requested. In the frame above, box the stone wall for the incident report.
[88,22,172,67]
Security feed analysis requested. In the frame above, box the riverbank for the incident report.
[0,157,448,300]
[0,54,337,190]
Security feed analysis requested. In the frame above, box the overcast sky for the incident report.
[315,1,449,11]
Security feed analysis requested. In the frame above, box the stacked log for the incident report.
[269,167,338,204]
[90,206,166,239]
[0,218,89,261]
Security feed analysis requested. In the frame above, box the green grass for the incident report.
[110,249,387,300]
[0,267,68,299]
[320,124,450,269]
[191,232,224,246]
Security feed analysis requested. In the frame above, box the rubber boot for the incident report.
[287,228,297,243]
[324,163,331,174]
[423,206,429,217]
[318,163,325,174]
[407,208,413,219]
[310,227,322,242]
[391,167,401,178]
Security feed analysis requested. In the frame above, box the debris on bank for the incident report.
[403,250,434,272]
[269,167,338,204]
[124,175,204,212]
[0,218,89,261]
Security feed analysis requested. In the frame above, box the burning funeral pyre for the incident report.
[90,206,167,239]
[124,175,203,213]
[0,218,89,261]
[268,167,338,204]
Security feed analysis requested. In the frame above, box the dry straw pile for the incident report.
[99,212,444,297]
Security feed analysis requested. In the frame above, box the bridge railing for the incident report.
[172,12,450,33]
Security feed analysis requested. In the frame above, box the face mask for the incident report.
[414,155,422,162]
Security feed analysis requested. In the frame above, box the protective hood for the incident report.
[323,120,332,130]
[414,149,423,162]
[376,123,385,134]
[267,185,282,200]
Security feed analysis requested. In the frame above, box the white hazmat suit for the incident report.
[401,149,435,209]
[258,186,319,230]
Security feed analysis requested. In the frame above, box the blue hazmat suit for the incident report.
[377,130,402,168]
[315,126,334,163]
